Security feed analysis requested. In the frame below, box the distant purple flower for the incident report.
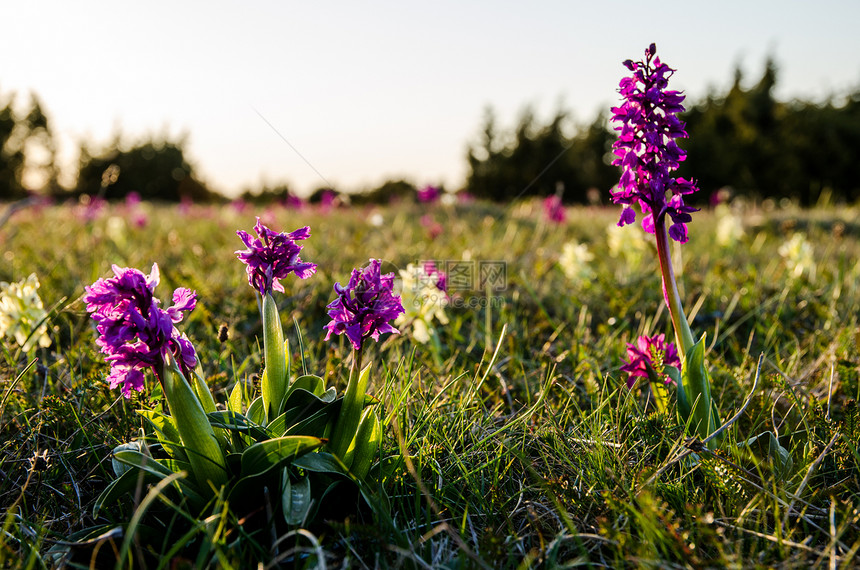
[543,195,566,224]
[610,43,699,243]
[125,192,141,208]
[317,190,337,213]
[84,263,197,397]
[417,185,440,203]
[284,195,305,210]
[324,259,405,351]
[620,333,680,388]
[423,260,448,293]
[231,199,248,215]
[235,218,317,296]
[420,215,443,240]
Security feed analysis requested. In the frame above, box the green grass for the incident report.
[1,198,859,568]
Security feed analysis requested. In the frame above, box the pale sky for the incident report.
[3,1,859,197]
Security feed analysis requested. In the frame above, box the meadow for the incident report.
[1,196,859,568]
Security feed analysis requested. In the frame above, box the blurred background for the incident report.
[1,0,859,206]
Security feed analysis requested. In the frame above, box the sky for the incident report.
[3,1,859,198]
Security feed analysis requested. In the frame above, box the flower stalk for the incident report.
[262,291,288,423]
[162,354,228,492]
[611,43,721,448]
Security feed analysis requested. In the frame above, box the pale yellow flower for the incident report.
[559,241,595,283]
[606,222,649,267]
[0,274,51,352]
[395,264,448,344]
[778,233,816,280]
[715,204,744,247]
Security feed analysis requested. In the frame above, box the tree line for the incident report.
[465,58,860,206]
[2,57,859,205]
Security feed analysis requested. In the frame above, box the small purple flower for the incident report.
[620,333,681,388]
[83,263,197,397]
[324,259,405,351]
[610,43,699,243]
[543,195,566,224]
[284,195,305,210]
[416,185,440,203]
[235,218,317,296]
[423,260,448,293]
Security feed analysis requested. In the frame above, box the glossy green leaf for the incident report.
[262,292,288,423]
[240,435,325,478]
[329,363,372,460]
[162,356,229,491]
[680,334,722,449]
[281,469,312,525]
[227,380,246,414]
[137,409,187,462]
[247,395,266,426]
[740,431,794,480]
[292,451,346,475]
[206,410,270,442]
[351,409,381,480]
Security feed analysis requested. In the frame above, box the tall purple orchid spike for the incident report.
[235,218,317,296]
[610,43,699,244]
[83,263,197,397]
[324,259,405,351]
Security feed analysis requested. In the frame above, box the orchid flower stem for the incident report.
[329,346,365,462]
[262,291,287,423]
[654,217,695,357]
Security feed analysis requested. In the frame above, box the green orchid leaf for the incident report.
[247,395,266,426]
[137,409,187,462]
[206,410,270,442]
[162,357,229,491]
[286,374,326,399]
[282,400,344,439]
[240,435,325,479]
[292,451,347,476]
[351,409,382,480]
[191,364,217,414]
[262,293,288,423]
[281,469,312,526]
[739,431,794,480]
[111,440,146,477]
[227,380,248,414]
[93,467,160,518]
[108,450,206,509]
[681,334,722,449]
[329,363,372,460]
[293,451,347,475]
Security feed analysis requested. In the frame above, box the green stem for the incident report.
[329,347,366,462]
[653,217,694,357]
[262,291,287,423]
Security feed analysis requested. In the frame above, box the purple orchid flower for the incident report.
[235,218,317,297]
[324,259,405,351]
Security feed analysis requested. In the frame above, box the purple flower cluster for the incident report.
[610,43,698,243]
[620,333,680,388]
[416,185,440,203]
[83,264,197,397]
[543,195,566,224]
[324,259,405,351]
[236,218,317,296]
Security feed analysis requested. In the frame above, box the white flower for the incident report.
[715,204,744,247]
[778,233,815,280]
[558,241,595,283]
[606,222,649,267]
[0,274,52,352]
[395,264,448,344]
